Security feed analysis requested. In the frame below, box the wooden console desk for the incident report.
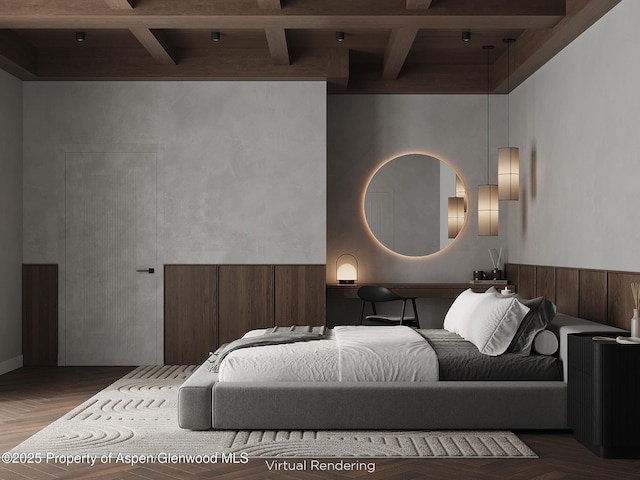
[326,282,515,299]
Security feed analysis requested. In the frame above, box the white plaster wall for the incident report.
[23,81,326,364]
[327,94,508,284]
[24,81,326,265]
[0,69,23,374]
[507,0,640,271]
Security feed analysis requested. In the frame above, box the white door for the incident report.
[65,152,157,365]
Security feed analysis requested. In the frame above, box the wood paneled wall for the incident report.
[506,263,640,331]
[218,265,274,345]
[164,265,218,365]
[164,264,326,364]
[22,264,58,366]
[275,265,327,326]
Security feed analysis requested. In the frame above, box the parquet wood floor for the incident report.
[1,367,639,480]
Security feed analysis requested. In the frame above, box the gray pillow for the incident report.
[507,296,557,355]
[532,329,559,356]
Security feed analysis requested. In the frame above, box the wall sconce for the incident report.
[336,254,358,284]
[211,31,221,42]
[478,184,499,236]
[462,31,471,42]
[76,31,86,42]
[447,197,465,238]
[336,31,345,42]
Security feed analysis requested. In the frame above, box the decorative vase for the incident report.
[632,309,640,338]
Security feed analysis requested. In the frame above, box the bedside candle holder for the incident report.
[336,254,358,285]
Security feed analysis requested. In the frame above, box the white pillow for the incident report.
[443,287,497,335]
[464,295,530,356]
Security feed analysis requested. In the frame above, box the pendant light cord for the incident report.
[504,38,515,147]
[483,45,494,183]
[507,40,510,145]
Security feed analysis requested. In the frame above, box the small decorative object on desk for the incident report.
[469,279,507,285]
[631,282,640,339]
[473,270,487,281]
[489,248,502,280]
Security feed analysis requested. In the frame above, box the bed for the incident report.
[178,289,624,431]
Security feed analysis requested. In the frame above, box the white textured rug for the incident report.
[10,366,537,459]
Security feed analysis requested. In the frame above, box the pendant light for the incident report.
[448,172,466,238]
[455,174,467,211]
[478,45,499,236]
[447,197,465,238]
[498,38,519,201]
[448,174,467,238]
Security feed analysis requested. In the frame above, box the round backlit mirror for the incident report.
[364,153,467,257]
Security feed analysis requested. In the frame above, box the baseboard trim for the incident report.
[0,355,23,375]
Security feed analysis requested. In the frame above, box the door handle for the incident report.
[136,268,155,274]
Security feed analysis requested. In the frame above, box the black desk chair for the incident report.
[357,286,420,328]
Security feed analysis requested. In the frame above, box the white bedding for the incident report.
[217,325,439,382]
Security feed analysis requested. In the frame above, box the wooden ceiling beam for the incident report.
[34,47,330,80]
[406,0,433,9]
[28,45,492,94]
[0,0,564,17]
[103,0,133,10]
[350,63,489,94]
[492,0,620,93]
[257,0,281,9]
[129,27,177,65]
[327,48,349,93]
[0,29,37,79]
[264,27,289,65]
[105,0,177,65]
[257,0,287,65]
[0,15,564,31]
[382,27,418,80]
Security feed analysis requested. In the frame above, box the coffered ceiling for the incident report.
[0,0,620,93]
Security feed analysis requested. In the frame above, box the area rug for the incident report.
[10,366,537,459]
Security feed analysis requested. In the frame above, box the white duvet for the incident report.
[217,325,439,382]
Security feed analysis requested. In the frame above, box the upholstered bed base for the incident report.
[178,314,623,430]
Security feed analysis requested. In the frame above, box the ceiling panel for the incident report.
[0,0,621,93]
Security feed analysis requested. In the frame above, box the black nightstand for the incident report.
[568,332,640,458]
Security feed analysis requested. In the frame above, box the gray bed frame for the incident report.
[178,314,623,430]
